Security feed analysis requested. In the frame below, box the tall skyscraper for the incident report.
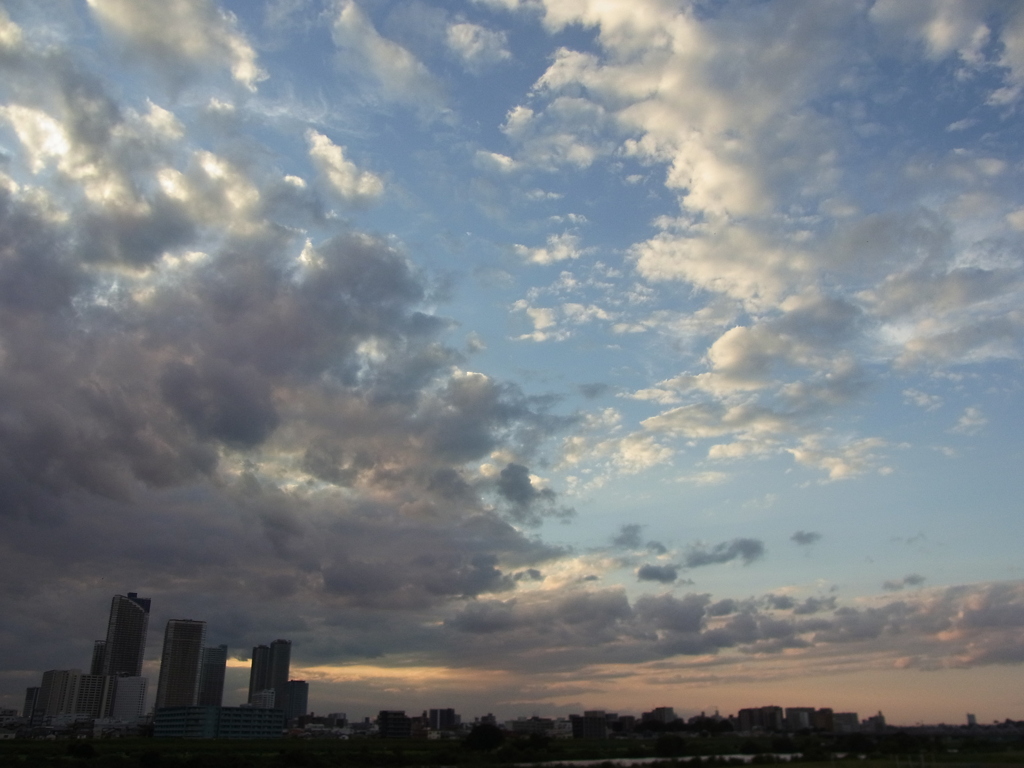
[197,644,228,707]
[99,593,151,677]
[154,619,206,710]
[268,639,291,708]
[247,644,270,703]
[247,639,290,707]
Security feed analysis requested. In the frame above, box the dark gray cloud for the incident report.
[634,593,709,634]
[0,11,585,709]
[764,594,796,610]
[792,596,837,615]
[763,594,835,614]
[498,463,555,506]
[435,581,1024,674]
[513,568,544,582]
[444,589,635,652]
[495,462,573,525]
[684,538,765,567]
[445,600,520,634]
[883,573,926,591]
[577,382,609,399]
[636,564,678,583]
[773,293,864,345]
[707,598,738,616]
[160,359,279,447]
[611,523,642,548]
[791,530,822,545]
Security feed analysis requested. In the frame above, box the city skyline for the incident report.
[9,589,1012,728]
[0,0,1022,726]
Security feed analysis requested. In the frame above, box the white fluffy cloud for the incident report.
[87,0,265,90]
[514,231,587,265]
[307,130,384,205]
[496,0,1024,482]
[447,21,511,71]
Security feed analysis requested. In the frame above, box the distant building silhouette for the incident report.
[785,707,815,731]
[99,593,151,677]
[197,645,228,707]
[36,670,115,718]
[814,708,834,731]
[90,641,106,675]
[250,689,276,709]
[429,708,458,731]
[864,711,886,732]
[37,670,78,718]
[284,680,308,722]
[154,705,284,739]
[155,619,206,710]
[22,687,40,724]
[833,712,860,733]
[737,705,784,732]
[571,711,609,739]
[248,639,290,710]
[248,644,270,703]
[641,706,677,724]
[378,710,412,739]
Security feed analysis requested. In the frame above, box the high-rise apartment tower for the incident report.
[248,644,270,703]
[197,644,228,707]
[99,593,151,677]
[247,639,290,707]
[154,619,206,710]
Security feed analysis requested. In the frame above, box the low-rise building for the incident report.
[154,706,285,739]
[738,706,785,733]
[785,707,816,731]
[833,713,860,733]
[570,711,609,739]
[429,708,459,731]
[377,710,412,739]
[641,707,677,724]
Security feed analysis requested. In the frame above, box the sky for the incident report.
[0,0,1023,727]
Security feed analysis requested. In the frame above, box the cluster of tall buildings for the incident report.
[245,638,308,722]
[23,592,309,730]
[26,593,154,724]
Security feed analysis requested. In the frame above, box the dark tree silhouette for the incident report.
[464,722,505,751]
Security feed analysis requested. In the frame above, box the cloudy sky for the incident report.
[1,0,1023,725]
